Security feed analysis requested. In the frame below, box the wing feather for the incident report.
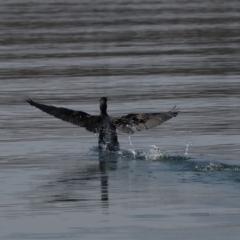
[112,106,179,134]
[26,98,102,133]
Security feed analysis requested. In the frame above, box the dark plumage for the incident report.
[26,97,179,151]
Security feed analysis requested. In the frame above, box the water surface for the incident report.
[1,0,240,239]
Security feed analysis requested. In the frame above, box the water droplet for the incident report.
[185,139,193,156]
[128,134,132,146]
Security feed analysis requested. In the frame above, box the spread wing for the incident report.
[112,106,179,134]
[26,98,102,133]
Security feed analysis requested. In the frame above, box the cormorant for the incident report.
[26,97,179,151]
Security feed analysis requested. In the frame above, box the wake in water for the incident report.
[195,162,240,172]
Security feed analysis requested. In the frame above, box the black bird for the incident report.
[26,97,179,151]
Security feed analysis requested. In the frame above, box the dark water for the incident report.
[1,0,240,239]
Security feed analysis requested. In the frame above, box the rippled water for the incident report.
[1,0,240,239]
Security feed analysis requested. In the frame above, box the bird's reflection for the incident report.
[98,151,118,208]
[37,151,121,210]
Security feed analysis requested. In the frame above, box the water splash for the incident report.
[128,149,137,158]
[145,145,164,160]
[123,146,167,161]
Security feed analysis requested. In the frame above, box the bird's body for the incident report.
[26,97,179,151]
[98,115,119,151]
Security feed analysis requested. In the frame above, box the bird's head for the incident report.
[100,97,108,115]
[100,97,107,104]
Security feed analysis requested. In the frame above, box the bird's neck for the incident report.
[100,103,108,116]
